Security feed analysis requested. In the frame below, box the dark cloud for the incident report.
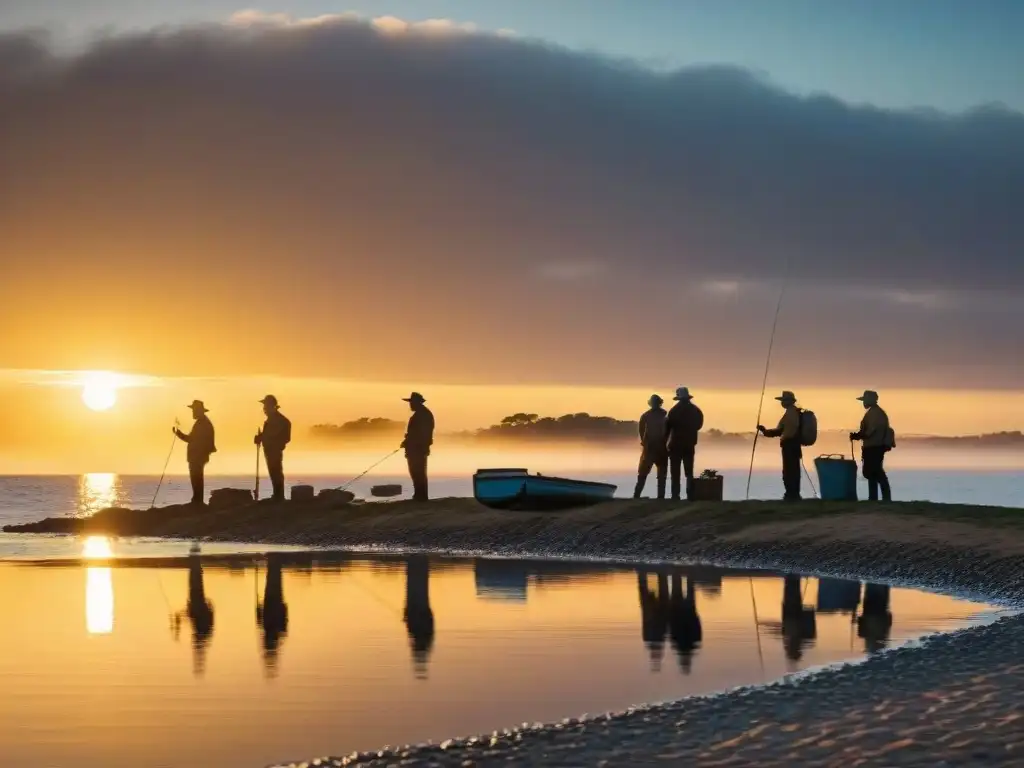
[1,13,1022,388]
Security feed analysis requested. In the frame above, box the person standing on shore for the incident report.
[174,400,217,506]
[634,394,669,499]
[850,390,893,502]
[665,387,704,501]
[401,392,434,502]
[255,395,292,502]
[758,391,803,501]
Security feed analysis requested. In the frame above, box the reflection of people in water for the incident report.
[171,555,215,677]
[857,583,893,653]
[257,553,289,676]
[637,570,670,671]
[780,574,816,662]
[404,555,435,679]
[668,573,702,674]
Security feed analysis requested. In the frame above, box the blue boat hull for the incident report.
[473,468,616,511]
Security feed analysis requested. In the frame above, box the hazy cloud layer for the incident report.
[2,13,1022,388]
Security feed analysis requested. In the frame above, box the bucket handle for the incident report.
[815,454,847,460]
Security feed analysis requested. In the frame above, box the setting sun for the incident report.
[81,371,118,412]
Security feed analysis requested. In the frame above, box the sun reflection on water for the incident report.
[83,535,114,634]
[77,473,124,518]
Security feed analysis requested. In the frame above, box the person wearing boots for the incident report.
[665,387,704,501]
[634,394,668,499]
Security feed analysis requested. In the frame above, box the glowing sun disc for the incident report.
[81,373,119,412]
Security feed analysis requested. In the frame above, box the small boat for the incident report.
[472,468,617,511]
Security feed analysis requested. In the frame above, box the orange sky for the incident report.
[1,368,1021,474]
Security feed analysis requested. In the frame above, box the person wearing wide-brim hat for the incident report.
[634,394,669,499]
[400,392,435,501]
[758,391,802,501]
[850,390,893,502]
[174,400,217,505]
[255,395,292,502]
[665,387,705,501]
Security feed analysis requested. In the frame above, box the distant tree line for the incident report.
[309,417,404,441]
[308,416,1024,447]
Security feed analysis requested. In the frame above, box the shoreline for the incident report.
[7,499,1024,766]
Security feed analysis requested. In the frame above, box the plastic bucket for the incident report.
[814,455,858,501]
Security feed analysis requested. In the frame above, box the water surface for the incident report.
[0,546,1001,768]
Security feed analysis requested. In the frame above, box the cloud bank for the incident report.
[2,12,1022,388]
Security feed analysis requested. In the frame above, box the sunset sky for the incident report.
[2,3,1022,472]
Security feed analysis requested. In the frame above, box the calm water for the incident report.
[0,548,1003,768]
[1,469,1021,527]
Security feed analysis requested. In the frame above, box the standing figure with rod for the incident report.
[174,400,217,506]
[255,395,291,503]
[758,391,803,502]
[850,390,893,502]
[401,392,434,502]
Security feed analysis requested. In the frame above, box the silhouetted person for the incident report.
[186,554,215,677]
[634,394,668,499]
[668,573,702,674]
[404,555,435,679]
[780,574,816,661]
[850,390,893,502]
[401,392,434,502]
[255,394,292,502]
[257,553,289,675]
[637,570,670,671]
[174,400,217,505]
[665,387,704,501]
[758,391,802,501]
[858,583,893,653]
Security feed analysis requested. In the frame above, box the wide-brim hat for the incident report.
[673,387,693,401]
[187,399,209,412]
[259,395,279,408]
[856,390,879,403]
[403,392,426,404]
[774,390,797,403]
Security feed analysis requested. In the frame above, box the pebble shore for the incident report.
[7,499,1024,765]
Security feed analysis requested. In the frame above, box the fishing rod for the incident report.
[150,418,180,509]
[332,449,401,492]
[254,434,261,502]
[745,264,791,500]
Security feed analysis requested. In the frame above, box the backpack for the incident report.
[798,409,818,447]
[884,426,896,451]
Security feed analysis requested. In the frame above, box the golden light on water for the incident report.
[84,536,114,634]
[82,535,113,560]
[81,370,119,411]
[78,473,120,517]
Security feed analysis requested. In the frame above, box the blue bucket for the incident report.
[814,455,858,501]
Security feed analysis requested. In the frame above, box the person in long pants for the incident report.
[401,392,435,501]
[758,390,802,501]
[850,390,893,502]
[174,400,217,505]
[255,395,292,502]
[665,387,704,501]
[634,394,668,499]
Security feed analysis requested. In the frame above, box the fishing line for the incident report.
[150,418,180,509]
[331,449,401,492]
[801,460,819,499]
[745,262,791,500]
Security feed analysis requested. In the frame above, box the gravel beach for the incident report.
[7,498,1024,766]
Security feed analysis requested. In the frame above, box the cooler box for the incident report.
[690,475,724,501]
[813,455,858,501]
